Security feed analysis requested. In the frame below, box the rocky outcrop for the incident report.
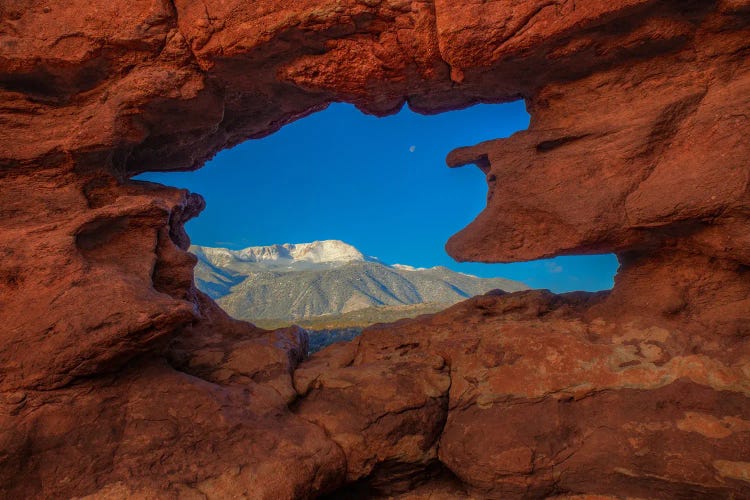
[322,290,750,497]
[1,0,749,498]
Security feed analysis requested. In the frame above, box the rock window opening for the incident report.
[136,102,618,352]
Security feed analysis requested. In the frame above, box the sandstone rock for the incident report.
[0,359,346,499]
[294,338,450,492]
[0,172,201,391]
[1,0,749,498]
[311,291,750,498]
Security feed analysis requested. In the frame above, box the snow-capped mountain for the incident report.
[193,240,370,267]
[191,240,529,324]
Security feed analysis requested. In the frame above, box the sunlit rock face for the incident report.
[1,0,749,498]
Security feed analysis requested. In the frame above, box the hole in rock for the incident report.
[136,102,618,352]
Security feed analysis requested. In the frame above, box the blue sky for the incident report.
[137,102,618,292]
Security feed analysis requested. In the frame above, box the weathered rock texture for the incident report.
[1,0,749,498]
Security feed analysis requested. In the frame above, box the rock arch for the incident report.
[0,0,749,497]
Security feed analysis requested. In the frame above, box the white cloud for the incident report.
[546,262,564,274]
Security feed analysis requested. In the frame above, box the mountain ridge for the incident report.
[192,240,372,267]
[191,240,529,324]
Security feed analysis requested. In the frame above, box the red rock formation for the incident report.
[1,0,749,498]
[317,291,750,497]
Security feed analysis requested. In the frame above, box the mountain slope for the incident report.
[191,240,528,323]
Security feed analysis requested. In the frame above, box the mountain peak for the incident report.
[192,240,530,324]
[192,240,368,265]
[283,240,366,263]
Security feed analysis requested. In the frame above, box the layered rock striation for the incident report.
[1,0,749,498]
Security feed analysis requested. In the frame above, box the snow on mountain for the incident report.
[192,240,369,268]
[190,240,530,324]
[391,264,427,271]
[283,240,368,263]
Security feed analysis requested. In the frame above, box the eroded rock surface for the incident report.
[1,0,749,498]
[336,291,750,498]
